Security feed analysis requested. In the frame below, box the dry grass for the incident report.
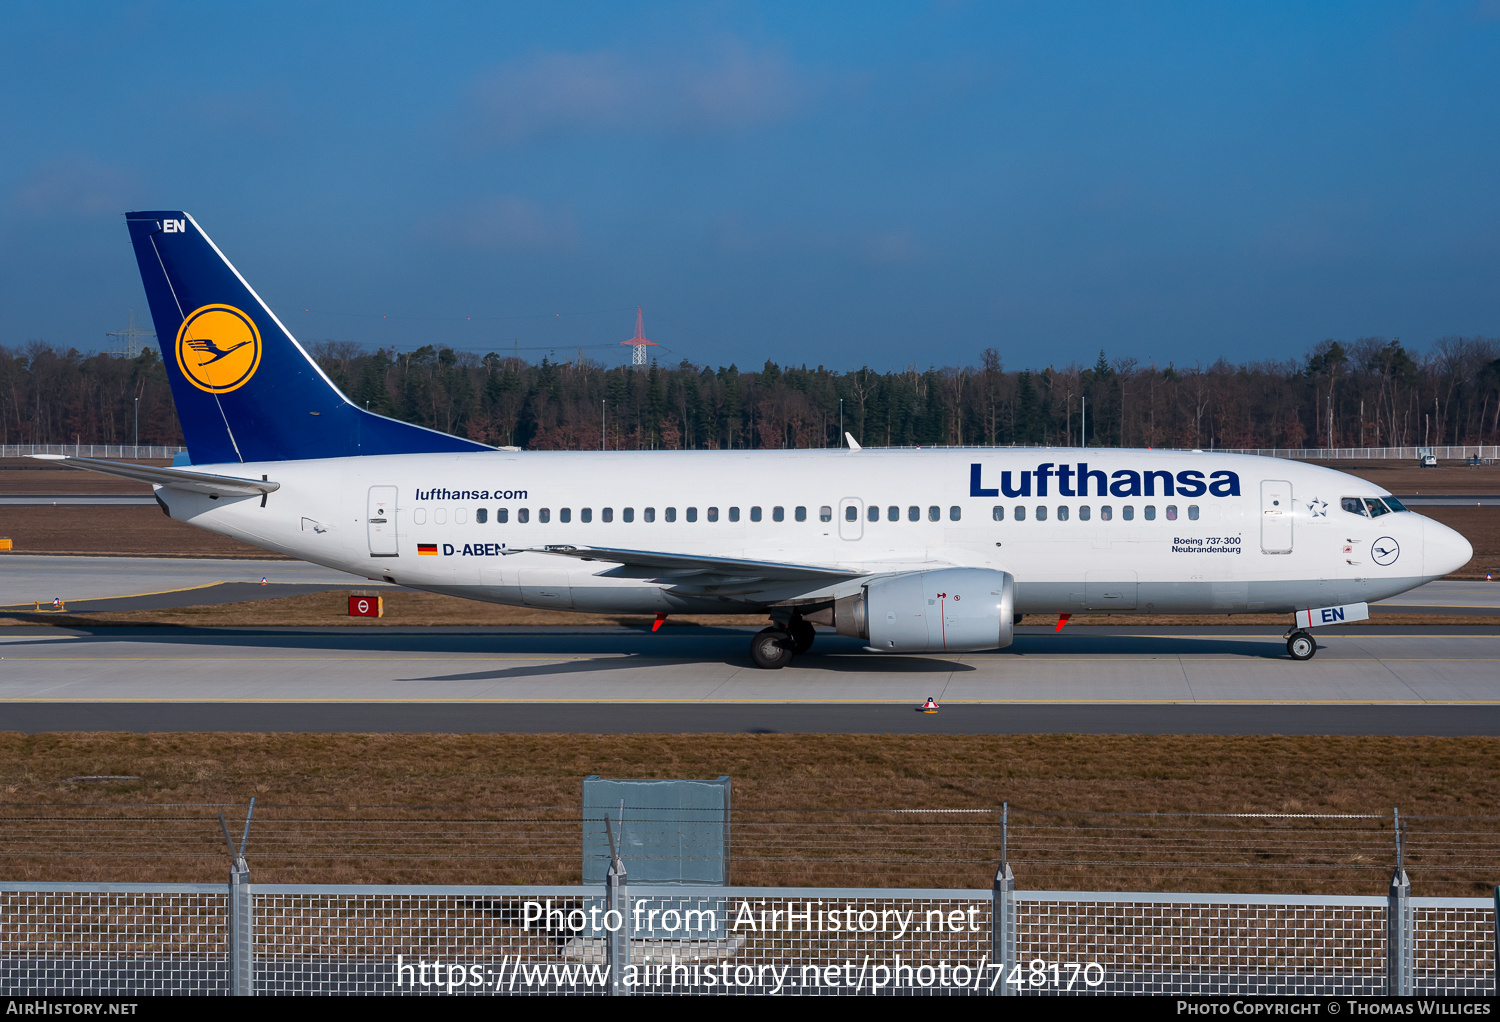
[0,733,1495,894]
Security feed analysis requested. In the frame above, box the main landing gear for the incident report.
[1285,629,1317,661]
[749,615,816,669]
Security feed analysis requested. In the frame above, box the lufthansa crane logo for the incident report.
[174,304,262,394]
[1371,537,1400,567]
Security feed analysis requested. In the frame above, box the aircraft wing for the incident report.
[29,455,279,497]
[533,544,866,586]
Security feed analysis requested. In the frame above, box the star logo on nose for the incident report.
[1305,498,1328,517]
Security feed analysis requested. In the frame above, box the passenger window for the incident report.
[435,508,447,525]
[644,507,655,523]
[518,508,530,524]
[949,506,961,521]
[1342,497,1369,516]
[1100,506,1111,521]
[496,508,508,524]
[846,506,858,522]
[908,506,920,522]
[795,506,808,522]
[707,507,718,522]
[602,508,612,523]
[685,507,697,523]
[822,506,834,522]
[867,505,879,522]
[1364,498,1390,518]
[414,508,427,525]
[773,507,785,522]
[1079,506,1090,521]
[1122,506,1134,521]
[1144,506,1156,521]
[623,508,634,523]
[729,507,740,522]
[1057,506,1069,521]
[455,508,467,524]
[559,508,571,524]
[1165,505,1177,521]
[1036,506,1048,522]
[992,506,1005,521]
[476,508,488,524]
[581,508,592,523]
[665,508,676,523]
[928,506,940,522]
[751,506,763,522]
[539,508,551,524]
[1188,505,1199,521]
[1015,506,1027,521]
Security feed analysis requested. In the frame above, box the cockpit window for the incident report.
[1382,496,1409,512]
[1364,497,1391,518]
[1341,497,1368,517]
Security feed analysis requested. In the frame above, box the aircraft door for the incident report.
[367,486,399,557]
[838,498,864,540]
[1260,480,1293,554]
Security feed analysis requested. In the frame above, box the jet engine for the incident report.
[814,567,1016,653]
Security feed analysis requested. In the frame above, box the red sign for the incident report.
[348,595,383,618]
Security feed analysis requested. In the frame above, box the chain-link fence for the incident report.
[0,802,1495,995]
[0,883,1492,996]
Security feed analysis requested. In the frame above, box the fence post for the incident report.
[1387,808,1411,997]
[993,861,1015,995]
[219,800,255,996]
[604,812,630,997]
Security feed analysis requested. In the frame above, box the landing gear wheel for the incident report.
[788,619,816,654]
[750,627,795,670]
[1287,631,1316,661]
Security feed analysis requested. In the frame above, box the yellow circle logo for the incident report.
[175,305,262,393]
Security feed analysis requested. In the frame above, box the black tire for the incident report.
[788,619,816,654]
[1287,632,1316,661]
[750,627,794,670]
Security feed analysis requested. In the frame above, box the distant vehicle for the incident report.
[1420,454,1438,468]
[35,211,1476,668]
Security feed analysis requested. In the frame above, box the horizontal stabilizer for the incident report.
[29,454,278,497]
[534,544,865,584]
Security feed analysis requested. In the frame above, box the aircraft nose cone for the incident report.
[1424,517,1474,577]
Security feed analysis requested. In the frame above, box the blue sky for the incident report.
[2,1,1498,371]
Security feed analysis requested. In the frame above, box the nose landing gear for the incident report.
[1285,630,1316,661]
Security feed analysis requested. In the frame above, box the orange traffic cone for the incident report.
[921,697,939,713]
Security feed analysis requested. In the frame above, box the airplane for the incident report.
[35,211,1475,669]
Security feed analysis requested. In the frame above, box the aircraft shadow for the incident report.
[6,624,1301,665]
[399,649,974,684]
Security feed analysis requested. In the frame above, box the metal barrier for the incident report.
[1223,445,1500,461]
[0,881,1491,996]
[0,444,184,460]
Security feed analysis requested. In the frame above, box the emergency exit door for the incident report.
[1260,480,1293,554]
[368,486,399,556]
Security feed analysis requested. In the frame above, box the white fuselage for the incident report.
[154,448,1472,617]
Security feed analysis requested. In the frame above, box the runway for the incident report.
[4,623,1500,734]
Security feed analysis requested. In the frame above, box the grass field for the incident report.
[0,733,1493,894]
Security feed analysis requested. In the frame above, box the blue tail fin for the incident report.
[125,210,491,464]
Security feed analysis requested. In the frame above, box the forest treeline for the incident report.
[3,335,1499,452]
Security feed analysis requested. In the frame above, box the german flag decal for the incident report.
[418,543,438,556]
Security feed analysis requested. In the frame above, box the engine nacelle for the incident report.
[829,568,1015,653]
